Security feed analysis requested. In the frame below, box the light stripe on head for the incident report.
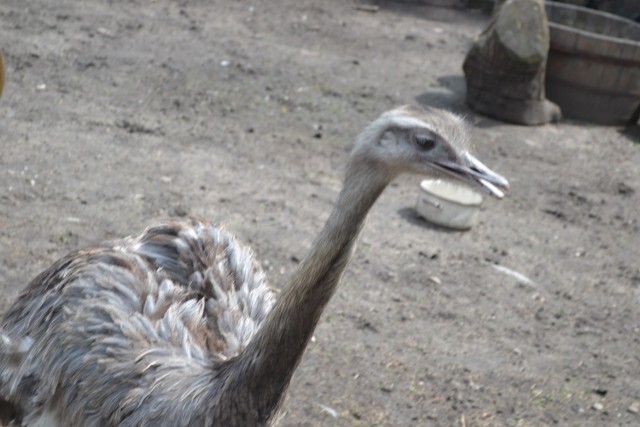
[379,108,435,132]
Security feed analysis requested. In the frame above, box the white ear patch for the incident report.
[379,131,397,148]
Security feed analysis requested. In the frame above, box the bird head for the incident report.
[351,105,509,198]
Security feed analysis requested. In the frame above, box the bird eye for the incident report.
[414,133,436,150]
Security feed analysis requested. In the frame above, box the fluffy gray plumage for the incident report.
[0,105,508,426]
[1,220,275,426]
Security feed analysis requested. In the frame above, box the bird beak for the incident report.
[434,152,509,199]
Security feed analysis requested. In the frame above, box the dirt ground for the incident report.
[1,0,639,426]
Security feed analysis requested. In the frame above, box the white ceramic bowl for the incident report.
[415,179,483,230]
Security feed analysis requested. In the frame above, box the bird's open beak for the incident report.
[434,152,509,199]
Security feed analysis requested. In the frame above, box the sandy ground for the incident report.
[1,0,639,426]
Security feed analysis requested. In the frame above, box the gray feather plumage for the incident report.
[0,219,275,426]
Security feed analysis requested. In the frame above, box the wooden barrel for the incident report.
[545,2,640,125]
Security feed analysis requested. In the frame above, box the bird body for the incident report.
[0,106,509,426]
[1,220,274,426]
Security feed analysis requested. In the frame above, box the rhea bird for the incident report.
[0,105,508,426]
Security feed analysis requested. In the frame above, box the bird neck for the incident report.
[219,157,392,423]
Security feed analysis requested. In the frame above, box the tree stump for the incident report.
[463,0,561,125]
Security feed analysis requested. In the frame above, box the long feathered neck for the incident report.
[216,154,393,425]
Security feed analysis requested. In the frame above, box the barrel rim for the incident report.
[545,1,640,47]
